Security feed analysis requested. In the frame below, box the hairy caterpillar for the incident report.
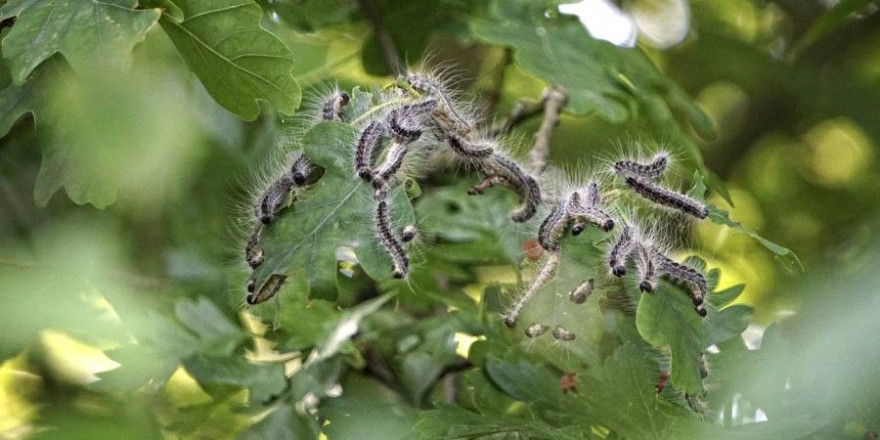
[569,279,594,304]
[355,121,385,181]
[525,322,550,338]
[551,326,576,342]
[568,190,614,233]
[256,175,295,224]
[613,152,669,181]
[480,155,541,222]
[376,200,409,279]
[634,243,657,293]
[654,251,708,316]
[388,98,437,143]
[373,142,410,188]
[401,225,418,243]
[623,175,709,219]
[504,252,559,328]
[608,222,634,277]
[322,91,350,122]
[537,200,569,252]
[406,72,472,133]
[246,273,287,305]
[431,121,493,159]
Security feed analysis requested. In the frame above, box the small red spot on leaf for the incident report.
[560,372,578,394]
[522,239,544,261]
[656,371,669,394]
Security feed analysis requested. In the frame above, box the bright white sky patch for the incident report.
[559,0,637,48]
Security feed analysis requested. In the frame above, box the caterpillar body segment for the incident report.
[256,174,295,224]
[634,243,658,293]
[623,175,709,219]
[476,155,541,222]
[388,98,437,143]
[405,73,472,133]
[355,121,385,182]
[537,200,569,252]
[608,222,634,277]
[322,92,351,121]
[654,251,708,316]
[613,152,669,181]
[245,226,264,269]
[467,175,511,195]
[373,142,411,188]
[376,200,409,279]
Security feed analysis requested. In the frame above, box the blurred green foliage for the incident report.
[1,0,880,439]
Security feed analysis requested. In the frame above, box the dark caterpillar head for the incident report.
[602,219,615,231]
[612,266,626,277]
[639,281,654,293]
[572,223,585,235]
[246,279,256,293]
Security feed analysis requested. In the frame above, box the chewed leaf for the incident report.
[689,172,802,273]
[250,122,415,301]
[472,0,716,140]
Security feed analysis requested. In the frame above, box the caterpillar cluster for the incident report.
[504,151,712,332]
[242,71,543,304]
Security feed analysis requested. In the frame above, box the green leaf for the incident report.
[472,0,716,140]
[157,0,301,120]
[415,404,588,440]
[710,283,746,309]
[174,297,245,356]
[250,122,415,301]
[0,0,160,83]
[320,374,418,440]
[704,305,752,347]
[183,356,287,404]
[635,278,705,394]
[0,58,46,138]
[690,172,802,273]
[238,403,318,440]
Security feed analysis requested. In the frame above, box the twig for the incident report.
[358,0,403,76]
[527,86,568,175]
[489,96,546,137]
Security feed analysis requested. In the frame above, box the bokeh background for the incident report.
[1,0,880,438]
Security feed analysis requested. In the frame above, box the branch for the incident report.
[527,86,568,175]
[489,96,546,137]
[358,0,403,76]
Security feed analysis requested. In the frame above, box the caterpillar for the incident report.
[355,121,385,181]
[569,279,594,304]
[608,222,634,277]
[551,326,576,342]
[483,155,541,222]
[613,152,669,181]
[634,243,657,293]
[322,91,350,121]
[246,273,287,305]
[290,154,321,186]
[623,175,709,219]
[504,252,559,328]
[537,200,569,252]
[525,322,550,338]
[406,73,472,133]
[568,190,614,234]
[373,142,410,188]
[388,98,437,142]
[431,121,493,159]
[401,225,418,243]
[256,174,295,224]
[654,251,708,316]
[376,200,409,279]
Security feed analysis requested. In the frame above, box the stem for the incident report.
[527,86,568,175]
